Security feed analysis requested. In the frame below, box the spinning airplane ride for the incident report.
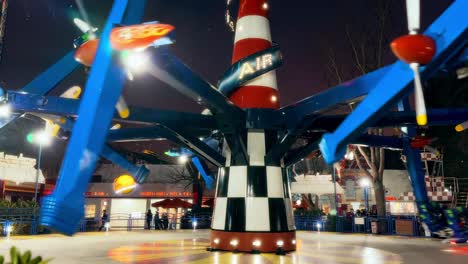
[0,0,467,251]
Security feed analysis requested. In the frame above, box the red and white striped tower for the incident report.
[210,0,296,253]
[229,0,279,109]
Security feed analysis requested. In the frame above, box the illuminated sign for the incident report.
[84,190,192,198]
[239,54,274,79]
[218,45,282,96]
[110,23,175,51]
[140,191,192,197]
[85,191,108,197]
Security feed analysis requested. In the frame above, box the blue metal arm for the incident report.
[5,91,218,130]
[107,126,226,167]
[148,48,245,120]
[191,156,214,190]
[312,108,468,130]
[319,0,468,164]
[279,65,391,126]
[267,65,392,162]
[100,145,149,183]
[0,51,79,129]
[283,134,404,167]
[21,51,80,95]
[40,0,146,235]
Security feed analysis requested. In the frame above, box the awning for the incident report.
[151,198,193,208]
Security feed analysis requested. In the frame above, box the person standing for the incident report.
[162,213,169,230]
[98,210,109,231]
[171,213,177,230]
[146,209,153,230]
[154,210,161,230]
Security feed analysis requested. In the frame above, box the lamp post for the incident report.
[27,130,51,205]
[360,178,371,213]
[332,163,338,214]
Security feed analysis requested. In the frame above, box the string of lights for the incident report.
[0,0,8,63]
[225,0,235,32]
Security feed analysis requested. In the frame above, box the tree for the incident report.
[352,129,386,216]
[326,0,395,216]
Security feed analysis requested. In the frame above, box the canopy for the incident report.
[202,198,214,207]
[151,198,193,209]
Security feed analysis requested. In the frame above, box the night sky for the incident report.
[0,0,455,174]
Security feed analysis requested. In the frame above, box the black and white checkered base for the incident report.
[210,130,296,252]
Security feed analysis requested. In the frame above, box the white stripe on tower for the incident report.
[230,0,279,109]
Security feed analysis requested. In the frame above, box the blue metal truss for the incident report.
[191,156,214,190]
[149,48,245,121]
[21,51,80,95]
[107,126,225,167]
[5,91,218,130]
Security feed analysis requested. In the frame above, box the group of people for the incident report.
[146,209,176,230]
[97,209,178,231]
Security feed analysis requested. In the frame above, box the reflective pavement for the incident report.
[0,230,467,263]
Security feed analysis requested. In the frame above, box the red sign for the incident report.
[140,191,192,197]
[110,24,174,51]
[85,192,107,197]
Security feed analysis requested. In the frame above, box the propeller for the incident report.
[72,18,130,119]
[73,18,97,36]
[406,0,420,34]
[391,0,436,127]
[455,120,468,132]
[110,123,121,130]
[406,0,426,126]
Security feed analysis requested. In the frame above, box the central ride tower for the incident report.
[210,0,296,253]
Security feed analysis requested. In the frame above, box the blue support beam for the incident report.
[284,140,320,167]
[266,116,318,164]
[191,156,214,190]
[107,126,225,167]
[319,0,468,164]
[278,65,392,126]
[0,51,79,129]
[40,0,147,235]
[284,134,404,167]
[311,108,468,130]
[52,117,150,184]
[100,145,149,183]
[5,91,218,130]
[401,137,441,232]
[270,64,392,163]
[6,91,80,116]
[352,134,403,149]
[125,107,218,131]
[21,51,80,95]
[148,49,245,120]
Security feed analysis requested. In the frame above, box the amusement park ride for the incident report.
[0,0,467,252]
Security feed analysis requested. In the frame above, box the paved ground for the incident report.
[0,230,467,263]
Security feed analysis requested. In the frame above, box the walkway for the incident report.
[0,230,466,263]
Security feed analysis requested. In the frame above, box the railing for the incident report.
[0,210,429,237]
[79,212,213,232]
[294,215,423,236]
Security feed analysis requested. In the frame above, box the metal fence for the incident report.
[295,215,423,236]
[78,212,213,232]
[0,208,40,235]
[0,209,425,237]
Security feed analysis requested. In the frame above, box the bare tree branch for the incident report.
[358,146,377,178]
[345,25,366,75]
[353,149,373,179]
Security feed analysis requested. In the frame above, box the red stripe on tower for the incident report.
[230,0,279,109]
